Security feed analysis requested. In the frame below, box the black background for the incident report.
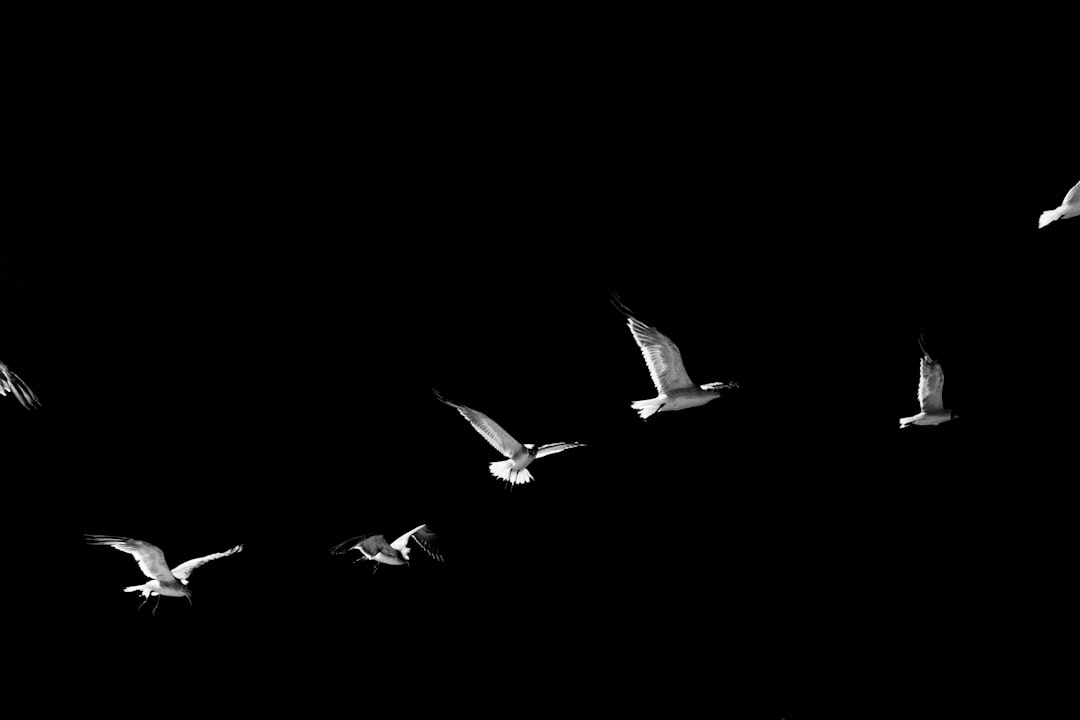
[2,26,1072,719]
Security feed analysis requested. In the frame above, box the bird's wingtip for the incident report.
[84,534,120,545]
[329,535,366,555]
[609,292,635,318]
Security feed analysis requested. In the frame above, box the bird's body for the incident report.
[434,390,584,484]
[1038,179,1080,228]
[612,295,737,420]
[0,360,39,409]
[85,535,243,613]
[899,337,953,428]
[331,524,442,568]
[132,577,189,598]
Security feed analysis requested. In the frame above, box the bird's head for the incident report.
[704,381,738,395]
[525,443,537,456]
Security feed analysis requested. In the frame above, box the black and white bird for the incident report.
[612,295,737,420]
[85,535,243,614]
[434,389,585,485]
[899,336,954,428]
[330,524,442,570]
[1038,179,1080,228]
[0,359,40,409]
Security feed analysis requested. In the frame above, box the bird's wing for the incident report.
[917,357,946,412]
[534,441,586,459]
[0,361,40,409]
[625,317,694,393]
[433,390,522,457]
[330,534,389,557]
[85,535,177,583]
[1063,179,1080,207]
[610,295,694,393]
[391,524,442,561]
[170,544,243,582]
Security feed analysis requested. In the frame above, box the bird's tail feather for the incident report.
[1039,207,1065,228]
[488,459,534,485]
[631,398,664,420]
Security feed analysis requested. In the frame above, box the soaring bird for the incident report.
[1038,179,1080,228]
[85,535,243,614]
[434,389,585,485]
[330,524,442,570]
[0,359,40,409]
[899,335,954,428]
[612,294,737,420]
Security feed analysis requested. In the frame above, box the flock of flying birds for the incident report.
[3,180,1076,614]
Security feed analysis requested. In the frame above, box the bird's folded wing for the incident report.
[85,535,176,583]
[534,441,585,459]
[0,362,40,409]
[917,358,945,412]
[434,390,521,457]
[170,544,243,582]
[392,524,443,561]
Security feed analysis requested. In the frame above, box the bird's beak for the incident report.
[186,594,193,607]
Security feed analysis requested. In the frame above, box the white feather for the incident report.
[1038,179,1080,228]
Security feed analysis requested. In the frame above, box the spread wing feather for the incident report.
[392,524,443,561]
[610,297,693,393]
[171,544,243,582]
[535,441,585,459]
[434,390,521,457]
[0,360,40,409]
[330,534,390,557]
[85,535,176,583]
[917,356,946,412]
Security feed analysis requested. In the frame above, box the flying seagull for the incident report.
[434,389,584,485]
[612,294,737,420]
[1038,179,1080,228]
[899,335,954,428]
[0,359,40,409]
[85,535,243,614]
[330,524,442,571]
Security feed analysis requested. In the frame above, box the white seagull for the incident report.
[612,294,737,420]
[1038,179,1080,228]
[434,389,585,485]
[899,336,954,428]
[0,359,40,409]
[85,535,243,614]
[330,524,442,571]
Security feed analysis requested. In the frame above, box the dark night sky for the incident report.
[3,46,1073,717]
